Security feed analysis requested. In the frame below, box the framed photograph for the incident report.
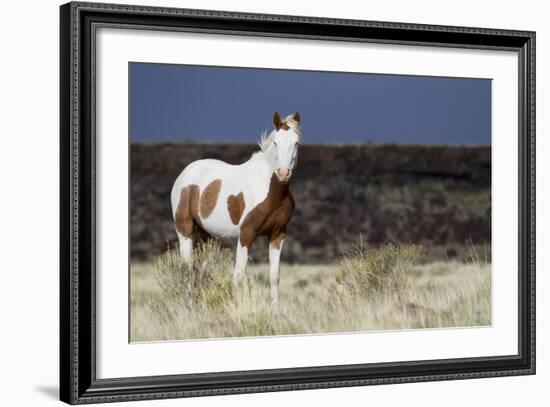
[60,1,536,404]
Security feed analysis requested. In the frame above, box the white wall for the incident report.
[0,0,547,405]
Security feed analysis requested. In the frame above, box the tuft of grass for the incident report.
[336,239,426,298]
[153,239,234,313]
[130,238,490,342]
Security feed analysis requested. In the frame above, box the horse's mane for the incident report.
[257,130,274,153]
[256,114,301,154]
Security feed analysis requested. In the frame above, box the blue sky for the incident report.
[130,63,491,145]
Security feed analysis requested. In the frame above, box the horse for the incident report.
[170,111,301,305]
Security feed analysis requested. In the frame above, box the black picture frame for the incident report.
[60,1,536,404]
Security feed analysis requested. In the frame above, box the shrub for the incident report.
[153,239,234,312]
[336,239,426,298]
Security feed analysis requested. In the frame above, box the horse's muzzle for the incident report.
[276,168,291,183]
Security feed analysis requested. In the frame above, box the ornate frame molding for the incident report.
[60,2,535,404]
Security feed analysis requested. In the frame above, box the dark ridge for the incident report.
[130,143,491,263]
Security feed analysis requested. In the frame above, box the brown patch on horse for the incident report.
[175,184,200,238]
[270,230,286,250]
[280,122,290,130]
[200,179,222,219]
[274,111,300,131]
[274,115,291,131]
[227,192,246,225]
[239,174,295,249]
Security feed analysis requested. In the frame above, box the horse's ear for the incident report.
[273,111,282,130]
[293,112,301,123]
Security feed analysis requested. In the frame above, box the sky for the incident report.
[130,62,491,145]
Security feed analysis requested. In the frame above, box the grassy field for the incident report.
[130,241,491,342]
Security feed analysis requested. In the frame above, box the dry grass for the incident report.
[152,240,234,312]
[130,241,491,342]
[336,237,425,297]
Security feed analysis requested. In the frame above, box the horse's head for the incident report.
[270,111,301,183]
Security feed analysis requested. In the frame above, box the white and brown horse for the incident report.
[171,112,301,305]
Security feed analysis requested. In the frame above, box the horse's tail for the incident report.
[170,165,192,220]
[170,160,204,219]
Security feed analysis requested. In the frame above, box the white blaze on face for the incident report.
[270,111,301,183]
[273,129,299,181]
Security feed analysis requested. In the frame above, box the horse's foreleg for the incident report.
[269,234,285,306]
[177,231,193,264]
[233,242,249,283]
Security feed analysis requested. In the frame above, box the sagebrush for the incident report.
[336,240,426,298]
[130,239,491,341]
[153,240,234,312]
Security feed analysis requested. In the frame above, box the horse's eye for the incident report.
[273,141,278,146]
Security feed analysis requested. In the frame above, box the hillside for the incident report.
[130,143,491,263]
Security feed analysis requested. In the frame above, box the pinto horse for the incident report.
[171,112,300,305]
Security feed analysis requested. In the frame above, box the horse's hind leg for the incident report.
[176,231,193,263]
